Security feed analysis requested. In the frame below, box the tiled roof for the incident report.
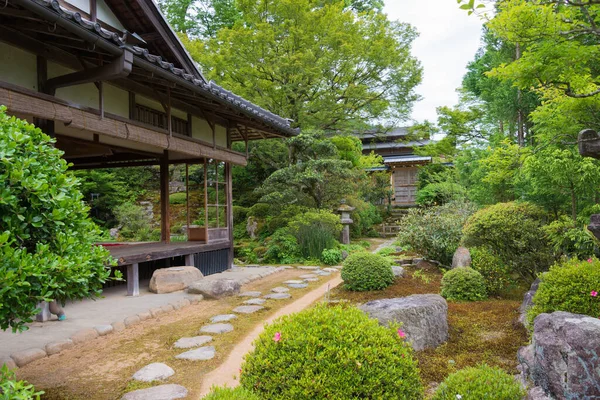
[383,155,432,164]
[363,140,431,150]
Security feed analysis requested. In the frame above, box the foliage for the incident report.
[470,247,513,296]
[289,210,342,259]
[542,217,597,260]
[347,198,383,238]
[159,0,241,39]
[203,386,259,400]
[432,364,525,400]
[248,203,271,219]
[441,267,487,302]
[113,202,155,241]
[397,201,477,266]
[462,202,553,279]
[0,365,43,399]
[240,304,423,399]
[232,206,249,224]
[416,182,467,206]
[528,258,600,323]
[169,192,187,205]
[321,248,343,265]
[263,229,303,264]
[0,108,114,332]
[341,252,394,291]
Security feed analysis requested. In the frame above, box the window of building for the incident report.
[134,104,189,136]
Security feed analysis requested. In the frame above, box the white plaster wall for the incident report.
[49,62,99,109]
[66,0,89,13]
[215,124,228,147]
[104,84,129,118]
[63,0,124,31]
[192,116,213,143]
[0,42,37,91]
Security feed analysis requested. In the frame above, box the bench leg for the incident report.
[127,263,139,297]
[185,254,195,266]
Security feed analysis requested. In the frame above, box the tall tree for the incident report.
[158,0,241,38]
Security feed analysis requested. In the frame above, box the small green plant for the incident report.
[440,267,487,301]
[341,252,394,291]
[321,248,343,265]
[289,210,342,260]
[416,181,467,206]
[168,192,187,205]
[412,269,431,284]
[377,247,396,257]
[114,202,154,241]
[264,228,303,264]
[0,365,44,399]
[470,247,513,295]
[203,386,260,400]
[241,304,423,399]
[432,364,525,400]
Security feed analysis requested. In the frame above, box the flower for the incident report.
[591,291,598,297]
[397,329,406,339]
[273,332,281,342]
[456,395,462,400]
[588,258,593,263]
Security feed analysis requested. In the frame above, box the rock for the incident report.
[175,346,216,361]
[303,278,319,282]
[244,298,266,305]
[264,293,291,300]
[519,279,541,327]
[112,321,126,332]
[186,295,204,304]
[518,311,600,399]
[188,279,241,299]
[288,283,308,289]
[298,266,320,270]
[70,328,99,344]
[0,357,16,370]
[210,314,237,323]
[199,323,234,334]
[451,247,471,269]
[299,274,318,279]
[149,266,203,294]
[527,387,553,400]
[283,280,305,284]
[174,336,213,349]
[238,291,262,298]
[323,268,339,273]
[233,305,264,314]
[161,304,175,313]
[10,348,46,367]
[46,339,74,355]
[392,266,405,278]
[271,287,289,293]
[138,311,152,321]
[359,294,449,351]
[150,307,165,318]
[341,250,349,260]
[124,315,141,327]
[121,384,188,400]
[314,270,331,276]
[414,259,438,270]
[132,363,175,382]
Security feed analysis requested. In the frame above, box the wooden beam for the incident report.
[160,150,171,243]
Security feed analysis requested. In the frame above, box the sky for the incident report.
[384,0,485,123]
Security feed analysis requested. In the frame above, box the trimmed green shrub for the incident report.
[432,364,525,400]
[232,206,250,225]
[341,252,394,291]
[528,258,600,324]
[441,267,487,301]
[203,386,259,400]
[416,182,467,206]
[470,247,513,295]
[0,108,114,332]
[0,365,43,399]
[248,203,271,219]
[462,202,552,279]
[169,192,187,205]
[289,210,342,259]
[542,216,596,259]
[241,304,423,399]
[264,228,303,264]
[397,201,477,266]
[321,248,343,265]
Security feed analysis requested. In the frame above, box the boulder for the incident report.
[518,311,600,400]
[518,278,541,327]
[391,266,405,278]
[359,294,448,351]
[149,266,203,294]
[187,279,241,299]
[451,246,471,269]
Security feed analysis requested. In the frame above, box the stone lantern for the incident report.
[337,199,355,245]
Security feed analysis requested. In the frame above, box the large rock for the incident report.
[518,311,600,400]
[451,246,471,268]
[359,294,448,351]
[149,266,203,294]
[518,278,541,327]
[187,279,241,299]
[132,363,175,382]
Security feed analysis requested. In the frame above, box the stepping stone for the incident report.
[271,287,289,293]
[288,283,308,289]
[199,323,234,334]
[132,363,175,382]
[299,274,318,279]
[238,291,262,298]
[175,346,216,361]
[315,270,331,276]
[210,314,237,323]
[283,280,305,285]
[173,336,213,349]
[244,298,266,305]
[279,266,293,269]
[323,268,339,273]
[121,384,188,400]
[303,278,319,282]
[264,293,292,300]
[233,305,264,314]
[298,266,320,270]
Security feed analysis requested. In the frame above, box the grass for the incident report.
[331,264,528,388]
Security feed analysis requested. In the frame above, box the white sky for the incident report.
[384,0,485,123]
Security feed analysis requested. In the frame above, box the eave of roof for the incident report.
[363,140,431,150]
[383,155,432,165]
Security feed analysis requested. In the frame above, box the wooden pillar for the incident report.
[226,162,234,269]
[36,56,55,137]
[126,263,139,297]
[160,150,170,243]
[185,253,195,266]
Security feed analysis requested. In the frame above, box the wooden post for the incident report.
[126,263,139,297]
[160,150,171,243]
[226,161,234,269]
[185,253,194,266]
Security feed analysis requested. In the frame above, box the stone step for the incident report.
[243,298,266,305]
[264,293,292,300]
[132,363,174,382]
[175,346,216,361]
[199,323,234,334]
[173,336,213,349]
[121,384,188,400]
[271,287,289,293]
[233,305,264,314]
[210,314,237,323]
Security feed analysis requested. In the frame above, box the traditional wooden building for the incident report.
[0,0,297,295]
[359,128,431,206]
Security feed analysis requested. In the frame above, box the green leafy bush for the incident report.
[203,386,259,400]
[321,248,343,265]
[470,247,513,295]
[241,304,423,399]
[542,216,596,259]
[168,192,187,205]
[397,201,477,265]
[462,202,553,279]
[0,365,43,399]
[341,252,394,291]
[528,258,600,324]
[248,203,271,219]
[0,108,114,331]
[347,198,383,238]
[440,267,487,301]
[232,206,250,224]
[432,364,525,400]
[114,202,154,241]
[289,210,342,259]
[416,182,467,206]
[264,229,303,264]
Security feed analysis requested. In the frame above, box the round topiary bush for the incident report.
[240,304,423,399]
[470,246,513,295]
[440,267,487,301]
[528,258,600,324]
[432,364,525,400]
[341,252,394,291]
[203,386,260,400]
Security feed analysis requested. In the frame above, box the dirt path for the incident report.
[198,276,344,397]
